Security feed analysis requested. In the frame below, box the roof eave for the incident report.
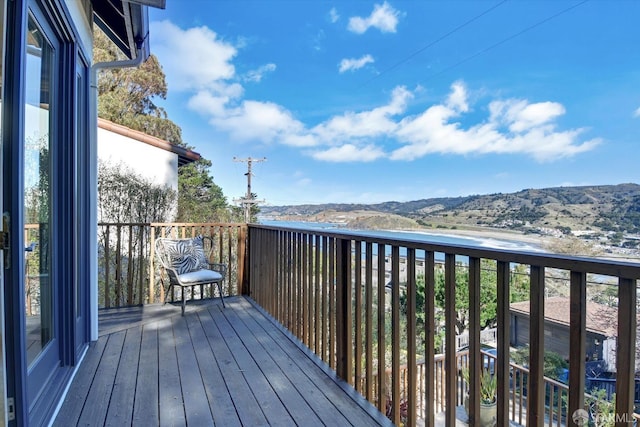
[93,1,157,60]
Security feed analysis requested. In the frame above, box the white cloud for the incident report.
[490,99,565,132]
[207,100,311,146]
[329,7,340,23]
[634,107,640,117]
[348,2,400,34]
[150,20,237,91]
[391,82,600,162]
[312,86,412,143]
[244,63,277,83]
[446,81,469,113]
[311,144,385,162]
[338,54,375,73]
[154,22,599,165]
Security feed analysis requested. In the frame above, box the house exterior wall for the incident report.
[97,126,179,192]
[510,313,605,363]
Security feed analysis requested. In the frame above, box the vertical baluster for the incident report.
[377,243,386,414]
[328,236,336,369]
[497,261,511,427]
[354,240,363,393]
[391,246,401,424]
[527,265,545,426]
[406,248,417,427]
[616,277,637,425]
[321,235,328,363]
[365,241,374,402]
[468,257,482,426]
[104,225,111,308]
[444,253,456,426]
[314,235,322,354]
[569,270,587,424]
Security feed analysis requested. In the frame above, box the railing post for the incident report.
[444,253,456,426]
[497,260,511,427]
[376,243,386,414]
[424,250,435,427]
[527,265,545,427]
[569,271,587,425]
[406,248,417,427]
[616,277,636,426]
[468,257,481,426]
[149,224,156,304]
[391,245,401,425]
[238,225,248,295]
[336,238,352,383]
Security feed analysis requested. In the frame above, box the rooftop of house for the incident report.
[510,296,618,337]
[98,118,201,166]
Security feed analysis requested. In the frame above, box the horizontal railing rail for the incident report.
[248,223,640,426]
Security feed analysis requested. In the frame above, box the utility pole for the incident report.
[233,157,266,223]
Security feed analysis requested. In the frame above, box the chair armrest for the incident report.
[209,263,227,279]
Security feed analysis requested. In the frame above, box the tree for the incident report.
[401,259,531,353]
[98,161,176,223]
[177,160,231,222]
[432,260,498,335]
[94,29,235,222]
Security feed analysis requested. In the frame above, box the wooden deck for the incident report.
[53,296,391,426]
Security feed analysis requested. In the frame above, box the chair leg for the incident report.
[217,281,226,308]
[181,287,186,316]
[163,283,171,305]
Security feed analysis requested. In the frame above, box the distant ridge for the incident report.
[261,183,640,237]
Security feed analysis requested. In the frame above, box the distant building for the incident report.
[510,297,626,372]
[98,118,200,192]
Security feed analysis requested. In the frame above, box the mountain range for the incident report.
[261,183,640,239]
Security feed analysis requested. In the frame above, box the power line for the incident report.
[361,0,510,88]
[422,0,589,83]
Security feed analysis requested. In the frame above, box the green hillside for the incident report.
[262,183,640,242]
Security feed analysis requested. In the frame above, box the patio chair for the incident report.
[155,235,227,315]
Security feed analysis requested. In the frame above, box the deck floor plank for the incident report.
[157,318,186,427]
[77,331,126,426]
[238,299,385,427]
[233,300,357,426]
[197,304,269,426]
[171,314,215,426]
[221,303,324,426]
[53,296,391,427]
[104,326,142,426]
[52,337,108,426]
[209,304,295,426]
[132,321,160,426]
[184,312,242,427]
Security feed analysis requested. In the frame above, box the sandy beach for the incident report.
[412,226,555,248]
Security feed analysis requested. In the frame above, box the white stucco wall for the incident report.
[97,127,179,192]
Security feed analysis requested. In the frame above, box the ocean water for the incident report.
[258,219,543,253]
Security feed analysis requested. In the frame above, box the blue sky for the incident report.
[148,1,640,206]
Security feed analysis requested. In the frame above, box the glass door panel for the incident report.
[24,13,53,368]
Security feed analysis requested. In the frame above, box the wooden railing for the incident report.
[96,222,247,308]
[248,224,640,427]
[90,221,640,425]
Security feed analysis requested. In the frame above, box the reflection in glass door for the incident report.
[24,14,53,368]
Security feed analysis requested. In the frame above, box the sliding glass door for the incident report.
[23,9,60,407]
